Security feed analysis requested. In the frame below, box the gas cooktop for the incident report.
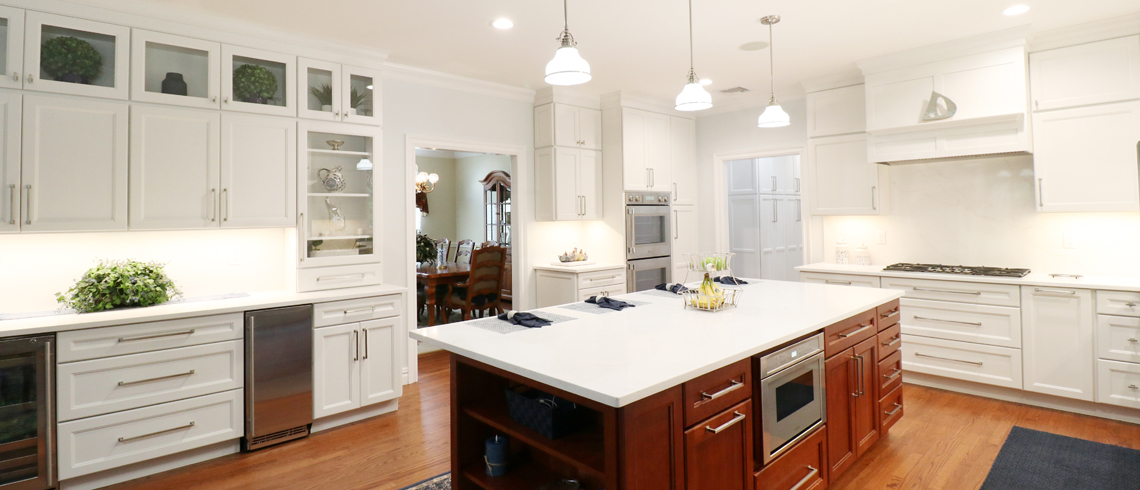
[882,263,1031,277]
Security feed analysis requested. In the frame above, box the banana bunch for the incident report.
[689,265,726,309]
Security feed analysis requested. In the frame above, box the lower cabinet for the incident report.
[1021,286,1095,401]
[755,426,828,490]
[313,316,402,418]
[826,335,885,483]
[535,266,626,308]
[684,399,753,490]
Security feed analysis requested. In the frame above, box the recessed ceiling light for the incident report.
[1003,5,1029,16]
[700,79,713,86]
[492,18,514,29]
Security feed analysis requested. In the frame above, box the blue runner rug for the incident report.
[981,426,1140,490]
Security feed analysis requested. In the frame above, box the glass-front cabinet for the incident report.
[221,44,295,117]
[298,121,380,268]
[25,11,130,99]
[130,30,221,109]
[0,335,54,489]
[481,170,511,246]
[298,58,380,126]
[0,6,24,91]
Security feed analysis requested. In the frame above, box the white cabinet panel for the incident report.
[670,116,696,205]
[799,272,881,288]
[361,317,402,406]
[1097,314,1140,364]
[130,29,221,109]
[298,263,382,292]
[0,90,20,233]
[553,147,580,221]
[340,65,381,126]
[880,277,1020,307]
[579,150,601,219]
[726,158,757,194]
[130,105,220,229]
[579,107,601,150]
[901,334,1023,389]
[57,313,243,363]
[313,294,402,328]
[534,104,553,148]
[807,84,866,137]
[1097,359,1140,409]
[553,103,578,147]
[1032,100,1140,213]
[313,322,360,418]
[672,206,698,273]
[645,112,671,190]
[1098,290,1140,317]
[535,146,601,221]
[25,12,130,100]
[727,195,760,278]
[220,114,296,227]
[622,107,648,190]
[1030,36,1140,112]
[1021,286,1095,401]
[297,57,342,122]
[22,95,128,231]
[545,103,600,149]
[781,197,803,281]
[899,298,1021,348]
[759,196,785,281]
[807,134,885,216]
[0,6,24,91]
[866,76,934,131]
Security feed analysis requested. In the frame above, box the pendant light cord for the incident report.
[564,0,569,31]
[688,0,694,70]
[768,21,775,100]
[558,0,576,47]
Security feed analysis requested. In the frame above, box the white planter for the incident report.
[321,104,333,112]
[348,108,357,116]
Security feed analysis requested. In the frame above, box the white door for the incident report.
[0,91,20,233]
[22,95,128,231]
[622,108,648,191]
[130,30,221,109]
[24,12,130,100]
[340,65,381,126]
[553,103,578,147]
[670,117,696,205]
[297,57,342,122]
[579,107,601,150]
[645,112,671,190]
[1022,287,1095,401]
[1032,101,1140,213]
[579,150,601,220]
[808,134,880,215]
[220,114,296,227]
[130,105,220,230]
[313,323,361,418]
[1030,36,1140,112]
[361,317,402,406]
[728,195,761,278]
[553,147,581,221]
[672,206,698,281]
[759,196,786,281]
[221,44,296,117]
[0,6,24,91]
[781,197,804,281]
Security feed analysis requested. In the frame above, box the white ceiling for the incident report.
[134,0,1139,107]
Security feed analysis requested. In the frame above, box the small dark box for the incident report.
[504,387,583,439]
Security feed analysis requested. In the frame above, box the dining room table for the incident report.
[416,262,472,327]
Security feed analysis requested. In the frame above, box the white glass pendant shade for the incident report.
[675,82,712,111]
[757,100,791,128]
[545,46,591,86]
[356,158,373,171]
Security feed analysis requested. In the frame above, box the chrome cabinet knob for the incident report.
[11,72,17,81]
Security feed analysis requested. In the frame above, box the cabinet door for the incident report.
[579,149,601,220]
[534,104,554,148]
[619,386,685,490]
[825,349,856,481]
[313,323,361,418]
[670,116,696,205]
[728,195,761,279]
[759,196,786,281]
[220,114,297,227]
[672,206,698,278]
[808,134,882,215]
[1032,101,1140,213]
[129,105,220,230]
[646,111,672,190]
[222,44,295,117]
[0,91,20,233]
[130,29,221,109]
[0,6,24,91]
[1030,36,1140,112]
[25,12,130,100]
[553,147,581,220]
[22,95,128,231]
[1022,287,1095,401]
[853,336,880,457]
[361,317,402,407]
[622,107,648,191]
[553,103,578,147]
[781,197,804,281]
[579,107,602,150]
[341,65,381,126]
[807,84,866,137]
[684,400,752,490]
[298,57,341,122]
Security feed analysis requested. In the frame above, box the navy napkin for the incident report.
[655,283,691,294]
[586,296,635,311]
[714,276,748,285]
[497,311,553,328]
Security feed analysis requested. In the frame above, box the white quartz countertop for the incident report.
[797,263,1140,292]
[532,263,624,273]
[0,285,406,337]
[410,280,902,408]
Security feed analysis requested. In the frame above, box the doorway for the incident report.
[725,153,805,280]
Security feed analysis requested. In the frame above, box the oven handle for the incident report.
[789,466,819,490]
[705,411,746,434]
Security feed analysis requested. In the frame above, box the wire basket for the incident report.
[680,286,743,312]
[686,253,735,273]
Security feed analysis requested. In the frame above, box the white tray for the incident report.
[550,260,597,267]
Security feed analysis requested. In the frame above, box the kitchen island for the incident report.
[412,280,904,490]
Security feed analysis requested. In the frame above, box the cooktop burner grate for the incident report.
[882,263,1031,277]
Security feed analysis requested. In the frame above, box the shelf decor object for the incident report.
[40,35,103,84]
[485,435,509,476]
[757,15,791,128]
[318,166,347,192]
[161,72,188,95]
[545,0,591,86]
[674,0,712,111]
[504,387,585,439]
[55,260,181,313]
[350,86,369,116]
[232,63,277,104]
[310,83,334,112]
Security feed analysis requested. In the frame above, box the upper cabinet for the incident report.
[129,105,220,230]
[534,102,600,149]
[0,6,24,91]
[298,58,380,126]
[298,121,379,268]
[806,84,866,138]
[0,90,20,233]
[621,107,672,192]
[807,134,889,216]
[130,30,221,109]
[1030,36,1140,112]
[534,146,601,221]
[221,44,295,117]
[25,12,130,100]
[670,116,697,205]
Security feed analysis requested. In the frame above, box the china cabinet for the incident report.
[481,170,511,245]
[0,90,19,233]
[130,29,221,109]
[221,44,295,117]
[129,105,220,229]
[0,6,24,91]
[25,11,130,100]
[298,58,380,126]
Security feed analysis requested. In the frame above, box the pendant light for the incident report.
[545,0,591,86]
[675,0,712,111]
[757,15,791,128]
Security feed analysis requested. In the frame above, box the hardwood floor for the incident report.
[110,353,1140,490]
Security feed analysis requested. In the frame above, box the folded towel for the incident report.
[655,283,691,294]
[586,296,635,311]
[497,311,553,328]
[714,276,748,285]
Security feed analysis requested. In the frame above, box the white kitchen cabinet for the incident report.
[535,266,625,308]
[901,334,1023,390]
[129,105,221,229]
[361,317,402,405]
[340,65,381,126]
[0,90,19,233]
[1030,36,1140,112]
[221,44,295,117]
[728,194,760,278]
[621,107,671,191]
[672,205,697,279]
[1031,100,1140,213]
[0,6,24,91]
[781,197,804,280]
[297,59,379,125]
[1097,314,1140,364]
[670,116,697,205]
[1021,286,1095,401]
[22,94,128,231]
[799,272,881,288]
[535,103,600,150]
[220,114,296,228]
[313,316,403,419]
[130,29,221,109]
[759,196,784,281]
[1097,359,1140,409]
[755,155,800,194]
[534,146,601,221]
[807,84,866,137]
[25,12,130,100]
[807,133,888,216]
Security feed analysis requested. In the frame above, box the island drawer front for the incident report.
[899,298,1022,348]
[58,340,243,421]
[58,389,243,480]
[1098,314,1140,363]
[878,324,902,359]
[577,268,626,289]
[878,350,903,396]
[1096,359,1140,409]
[824,309,877,358]
[879,386,903,434]
[881,277,1020,307]
[877,299,901,331]
[901,335,1023,389]
[57,313,243,363]
[1098,290,1140,317]
[683,358,751,427]
[800,272,881,289]
[754,425,827,490]
[313,294,402,328]
[577,284,626,302]
[298,263,382,292]
[684,399,753,490]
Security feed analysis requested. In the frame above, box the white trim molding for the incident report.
[858,26,1033,75]
[1030,13,1140,52]
[384,63,536,103]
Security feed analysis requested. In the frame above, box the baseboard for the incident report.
[59,440,239,490]
[905,372,1140,425]
[312,399,399,433]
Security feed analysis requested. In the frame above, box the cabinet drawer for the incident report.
[901,335,1022,389]
[313,294,402,328]
[684,399,753,490]
[298,263,381,292]
[878,323,902,359]
[58,313,243,363]
[1098,314,1140,363]
[1097,359,1140,409]
[755,426,827,490]
[1098,290,1140,317]
[882,277,1020,307]
[879,386,904,434]
[800,272,881,289]
[577,284,626,302]
[824,309,877,358]
[683,358,751,427]
[58,340,243,421]
[578,268,625,289]
[877,299,900,330]
[900,298,1022,348]
[58,389,243,480]
[878,349,903,396]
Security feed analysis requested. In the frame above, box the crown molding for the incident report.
[800,69,864,94]
[383,63,535,103]
[858,26,1033,75]
[599,91,698,119]
[1030,14,1140,52]
[533,87,602,110]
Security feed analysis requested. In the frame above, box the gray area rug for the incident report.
[981,426,1140,490]
[399,473,450,490]
[467,311,578,334]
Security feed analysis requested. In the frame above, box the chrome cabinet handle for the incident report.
[881,308,900,319]
[850,355,861,397]
[1034,287,1076,295]
[298,213,306,261]
[119,422,195,442]
[119,370,195,386]
[915,352,983,366]
[883,403,903,417]
[859,354,866,396]
[771,176,777,191]
[674,210,679,239]
[7,184,14,224]
[1038,178,1044,208]
[1127,302,1139,308]
[912,287,981,295]
[344,307,375,315]
[222,189,230,221]
[871,186,878,211]
[354,329,359,361]
[1128,338,1138,343]
[23,184,30,225]
[913,315,983,327]
[318,273,367,282]
[1129,384,1138,390]
[788,466,819,490]
[119,329,195,342]
[45,341,53,486]
[210,189,217,222]
[700,379,744,401]
[673,182,678,201]
[794,177,800,193]
[773,199,778,222]
[705,411,746,434]
[883,336,901,347]
[883,368,902,381]
[826,280,852,285]
[837,324,872,339]
[363,328,369,360]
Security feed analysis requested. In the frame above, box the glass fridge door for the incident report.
[0,335,51,489]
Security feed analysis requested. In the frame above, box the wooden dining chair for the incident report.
[441,245,505,322]
[454,239,475,264]
[481,241,500,248]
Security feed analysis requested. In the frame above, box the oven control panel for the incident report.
[759,334,824,378]
[626,191,671,205]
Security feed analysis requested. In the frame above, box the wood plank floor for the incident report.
[109,352,1140,490]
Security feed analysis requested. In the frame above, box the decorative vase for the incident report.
[348,108,358,116]
[161,72,188,96]
[242,96,269,104]
[318,166,347,192]
[836,239,850,265]
[853,243,871,266]
[321,104,333,112]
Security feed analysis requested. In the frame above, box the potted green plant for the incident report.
[349,86,370,116]
[40,36,103,84]
[232,64,278,104]
[309,83,334,112]
[416,233,437,265]
[56,260,181,313]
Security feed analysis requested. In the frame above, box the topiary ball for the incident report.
[232,64,278,102]
[41,36,103,83]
